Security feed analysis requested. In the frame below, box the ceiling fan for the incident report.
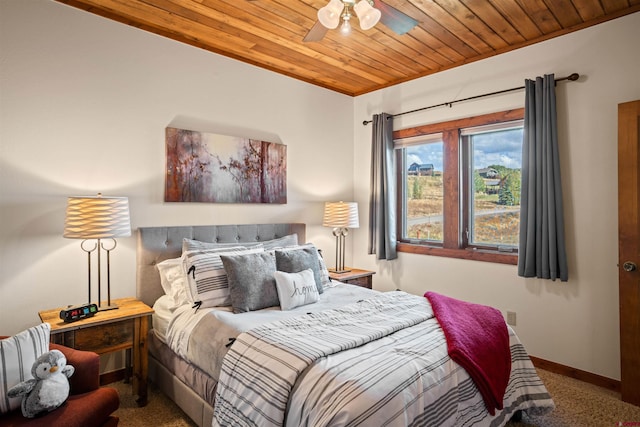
[303,0,418,42]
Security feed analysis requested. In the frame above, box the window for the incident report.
[394,109,524,264]
[398,133,444,244]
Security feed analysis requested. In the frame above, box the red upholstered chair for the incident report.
[0,339,120,427]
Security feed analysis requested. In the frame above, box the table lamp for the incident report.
[322,201,359,273]
[64,193,131,310]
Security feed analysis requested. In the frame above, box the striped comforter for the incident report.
[212,291,553,427]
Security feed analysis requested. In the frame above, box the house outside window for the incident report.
[394,109,524,265]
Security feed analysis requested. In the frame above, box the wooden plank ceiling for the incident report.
[57,0,640,96]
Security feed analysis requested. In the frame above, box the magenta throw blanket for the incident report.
[424,291,510,415]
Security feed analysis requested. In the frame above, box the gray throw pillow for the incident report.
[275,244,324,294]
[220,251,279,313]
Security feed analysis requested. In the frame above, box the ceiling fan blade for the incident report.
[303,20,328,42]
[373,0,418,35]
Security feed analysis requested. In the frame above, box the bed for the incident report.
[137,223,554,427]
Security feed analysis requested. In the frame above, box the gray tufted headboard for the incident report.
[136,223,306,307]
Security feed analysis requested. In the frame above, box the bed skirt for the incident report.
[148,330,215,427]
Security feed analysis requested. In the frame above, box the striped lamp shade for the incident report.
[64,194,131,239]
[322,201,359,228]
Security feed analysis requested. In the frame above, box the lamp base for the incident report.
[98,303,119,311]
[329,268,352,274]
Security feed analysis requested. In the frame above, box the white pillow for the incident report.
[152,295,175,342]
[0,323,51,414]
[274,268,320,311]
[156,257,189,309]
[182,247,264,308]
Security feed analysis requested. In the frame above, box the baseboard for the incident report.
[529,355,620,392]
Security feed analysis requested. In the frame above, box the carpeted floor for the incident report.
[112,380,197,427]
[111,368,640,426]
[511,369,640,426]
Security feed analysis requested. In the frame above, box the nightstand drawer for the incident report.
[329,268,375,289]
[345,276,372,288]
[73,320,134,353]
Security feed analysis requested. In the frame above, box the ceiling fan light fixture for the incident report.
[354,0,381,30]
[318,0,343,29]
[340,17,352,35]
[305,0,417,43]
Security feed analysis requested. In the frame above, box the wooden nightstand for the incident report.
[38,297,154,406]
[329,268,375,289]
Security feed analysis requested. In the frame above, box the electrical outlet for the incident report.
[506,311,517,326]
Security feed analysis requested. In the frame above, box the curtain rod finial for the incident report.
[568,73,579,81]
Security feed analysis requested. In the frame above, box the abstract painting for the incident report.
[165,127,287,203]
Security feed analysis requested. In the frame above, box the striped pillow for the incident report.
[182,247,264,308]
[182,238,262,253]
[261,234,299,250]
[182,233,298,253]
[0,323,51,414]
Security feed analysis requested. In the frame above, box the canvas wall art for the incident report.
[165,127,287,203]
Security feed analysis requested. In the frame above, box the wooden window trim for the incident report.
[397,242,518,265]
[394,108,524,266]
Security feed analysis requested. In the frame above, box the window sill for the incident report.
[397,242,518,265]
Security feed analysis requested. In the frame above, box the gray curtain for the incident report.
[368,113,397,260]
[518,74,568,281]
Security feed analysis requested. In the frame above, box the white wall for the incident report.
[0,0,353,334]
[354,12,640,381]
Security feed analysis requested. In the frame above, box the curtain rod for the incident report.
[362,73,580,125]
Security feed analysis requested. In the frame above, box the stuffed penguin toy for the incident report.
[7,349,75,418]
